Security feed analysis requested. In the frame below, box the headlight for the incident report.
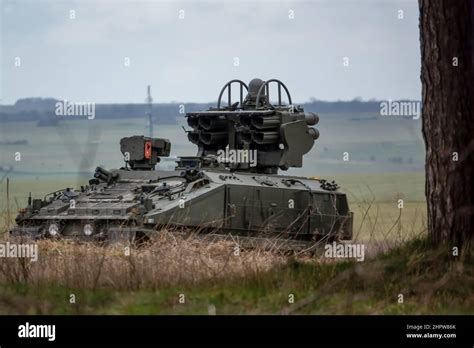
[48,223,59,236]
[83,223,93,236]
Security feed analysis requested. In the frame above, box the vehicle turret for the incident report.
[185,78,320,174]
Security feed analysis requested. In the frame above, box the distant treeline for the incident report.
[0,97,418,124]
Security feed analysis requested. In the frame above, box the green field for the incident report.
[0,114,444,315]
[0,112,425,178]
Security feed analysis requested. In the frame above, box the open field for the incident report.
[0,115,436,315]
[0,237,471,315]
[0,112,425,179]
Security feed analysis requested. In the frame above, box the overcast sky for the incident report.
[0,0,421,104]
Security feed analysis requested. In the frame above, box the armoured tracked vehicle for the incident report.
[12,78,353,250]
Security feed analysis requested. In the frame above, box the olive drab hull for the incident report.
[142,170,352,242]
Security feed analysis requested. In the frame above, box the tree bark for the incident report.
[419,0,474,248]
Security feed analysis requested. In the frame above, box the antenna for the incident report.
[145,85,153,138]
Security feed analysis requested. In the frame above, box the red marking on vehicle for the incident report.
[144,141,152,159]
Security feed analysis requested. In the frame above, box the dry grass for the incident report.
[0,233,287,290]
[1,234,471,315]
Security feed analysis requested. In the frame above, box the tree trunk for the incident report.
[419,0,474,249]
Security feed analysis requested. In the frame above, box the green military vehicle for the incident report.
[12,78,353,251]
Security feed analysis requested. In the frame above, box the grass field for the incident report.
[0,115,442,315]
[0,237,471,315]
[0,112,425,177]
